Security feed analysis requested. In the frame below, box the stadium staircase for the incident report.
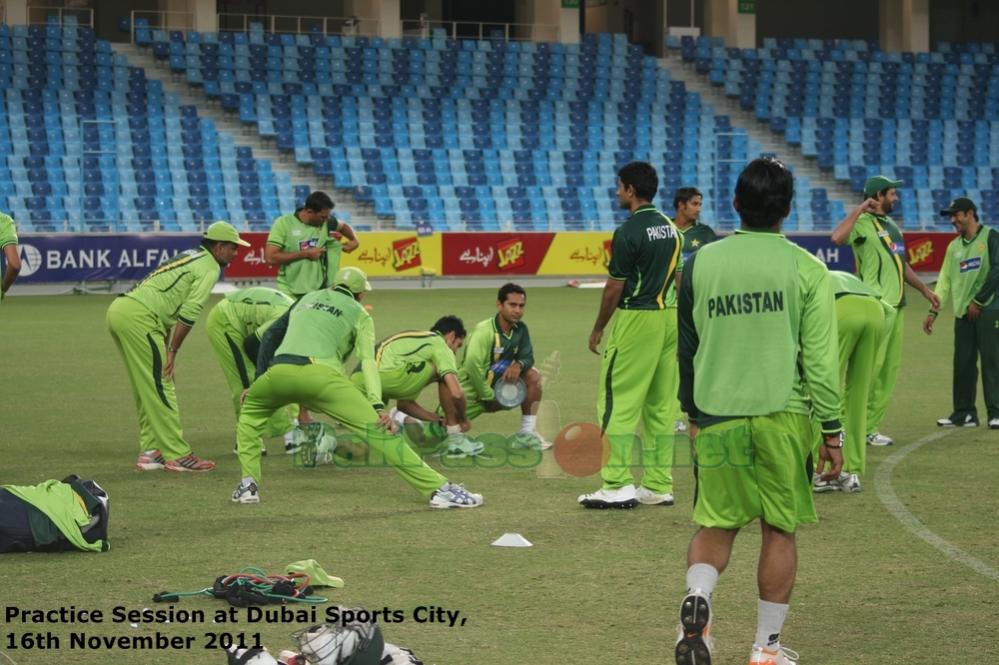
[112,41,378,229]
[661,47,857,224]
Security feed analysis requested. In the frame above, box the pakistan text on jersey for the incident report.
[646,225,678,241]
[707,291,786,318]
[302,303,343,316]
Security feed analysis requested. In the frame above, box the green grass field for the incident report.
[2,285,998,665]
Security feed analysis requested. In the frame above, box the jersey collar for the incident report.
[960,224,984,245]
[734,228,785,238]
[492,314,518,338]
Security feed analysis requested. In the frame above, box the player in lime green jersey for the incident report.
[205,286,298,453]
[265,191,360,299]
[831,175,940,446]
[232,267,483,509]
[107,221,250,473]
[924,197,999,429]
[0,212,21,302]
[582,161,682,509]
[812,271,888,494]
[353,316,469,447]
[674,158,843,665]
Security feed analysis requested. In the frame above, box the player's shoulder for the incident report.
[472,317,493,334]
[0,211,15,227]
[789,242,827,271]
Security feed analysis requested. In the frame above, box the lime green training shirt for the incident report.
[123,248,221,331]
[218,286,295,340]
[678,229,842,435]
[0,212,17,250]
[376,330,458,380]
[267,210,343,297]
[608,204,683,310]
[272,286,382,407]
[848,211,907,308]
[934,225,999,317]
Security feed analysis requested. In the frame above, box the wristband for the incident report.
[928,310,939,317]
[823,441,844,449]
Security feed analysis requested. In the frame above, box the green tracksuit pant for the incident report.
[868,304,903,434]
[596,308,677,493]
[236,363,446,496]
[951,310,999,421]
[205,306,295,439]
[106,296,192,460]
[835,295,885,474]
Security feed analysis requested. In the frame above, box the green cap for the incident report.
[863,175,904,198]
[203,221,250,247]
[334,266,372,293]
[940,197,977,215]
[285,559,345,589]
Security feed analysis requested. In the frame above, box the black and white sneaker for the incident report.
[936,414,978,428]
[675,591,713,665]
[231,481,260,504]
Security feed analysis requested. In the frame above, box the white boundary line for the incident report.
[875,428,999,582]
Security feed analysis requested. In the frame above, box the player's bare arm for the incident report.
[830,198,877,245]
[589,278,625,354]
[904,263,942,310]
[338,222,360,253]
[396,399,442,424]
[264,243,326,265]
[501,361,522,383]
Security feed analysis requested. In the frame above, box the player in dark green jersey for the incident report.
[674,158,843,665]
[265,191,360,299]
[0,212,21,302]
[669,187,718,433]
[582,162,682,509]
[452,283,549,456]
[924,197,999,429]
[107,222,250,473]
[673,187,718,260]
[831,176,940,446]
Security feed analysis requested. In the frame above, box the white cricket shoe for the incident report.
[748,644,799,664]
[675,591,713,665]
[865,432,894,446]
[936,414,978,427]
[577,484,639,509]
[429,482,483,509]
[636,485,675,505]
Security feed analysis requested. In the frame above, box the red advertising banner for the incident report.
[442,233,556,275]
[904,232,952,273]
[228,232,277,279]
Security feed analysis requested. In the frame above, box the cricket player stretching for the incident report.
[582,161,682,509]
[675,158,842,665]
[232,267,482,509]
[107,222,250,472]
[205,286,298,453]
[812,271,887,494]
[353,316,470,447]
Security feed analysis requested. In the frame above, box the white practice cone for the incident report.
[491,532,533,547]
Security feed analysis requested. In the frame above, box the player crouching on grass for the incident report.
[231,267,483,509]
[352,316,472,452]
[442,283,551,458]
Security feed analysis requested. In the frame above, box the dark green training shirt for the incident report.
[607,204,683,310]
[678,221,718,261]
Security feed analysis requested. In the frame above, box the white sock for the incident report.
[686,563,719,598]
[755,599,789,650]
[520,415,537,433]
[242,476,256,487]
[446,425,463,443]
